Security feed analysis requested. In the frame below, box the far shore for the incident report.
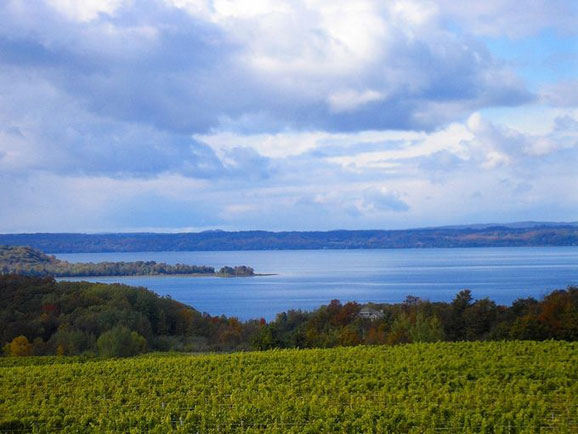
[56,273,276,279]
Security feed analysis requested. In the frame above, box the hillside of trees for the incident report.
[2,275,577,357]
[0,224,577,253]
[0,245,254,277]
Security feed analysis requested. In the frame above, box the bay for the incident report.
[56,247,578,320]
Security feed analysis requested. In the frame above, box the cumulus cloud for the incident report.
[0,0,537,181]
[316,111,578,177]
[464,112,578,163]
[0,0,533,143]
[0,0,576,232]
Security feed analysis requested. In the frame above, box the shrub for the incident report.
[97,326,147,357]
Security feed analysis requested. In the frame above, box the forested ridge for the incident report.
[2,275,577,357]
[0,245,254,277]
[1,224,577,252]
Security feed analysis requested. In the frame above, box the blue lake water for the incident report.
[56,247,578,320]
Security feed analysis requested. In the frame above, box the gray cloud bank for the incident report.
[0,0,540,176]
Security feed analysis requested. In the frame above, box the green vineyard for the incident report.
[1,341,577,433]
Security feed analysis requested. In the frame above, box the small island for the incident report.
[0,245,255,278]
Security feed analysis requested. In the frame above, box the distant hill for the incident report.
[0,222,577,253]
[431,221,578,230]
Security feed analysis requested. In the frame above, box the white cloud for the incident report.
[328,89,385,113]
[437,0,578,38]
[166,0,290,21]
[0,0,576,232]
[194,130,425,159]
[326,121,473,171]
[150,0,532,131]
[44,0,127,22]
[540,80,578,108]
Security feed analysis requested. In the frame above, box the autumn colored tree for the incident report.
[539,288,578,340]
[334,302,361,326]
[3,336,33,357]
[365,325,387,345]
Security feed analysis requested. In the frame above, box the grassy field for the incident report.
[1,341,577,433]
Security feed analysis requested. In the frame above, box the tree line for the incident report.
[2,275,577,357]
[0,245,253,277]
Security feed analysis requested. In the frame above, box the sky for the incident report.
[0,0,577,233]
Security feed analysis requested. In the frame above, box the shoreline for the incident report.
[56,272,276,279]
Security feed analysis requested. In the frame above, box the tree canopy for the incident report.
[1,275,577,357]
